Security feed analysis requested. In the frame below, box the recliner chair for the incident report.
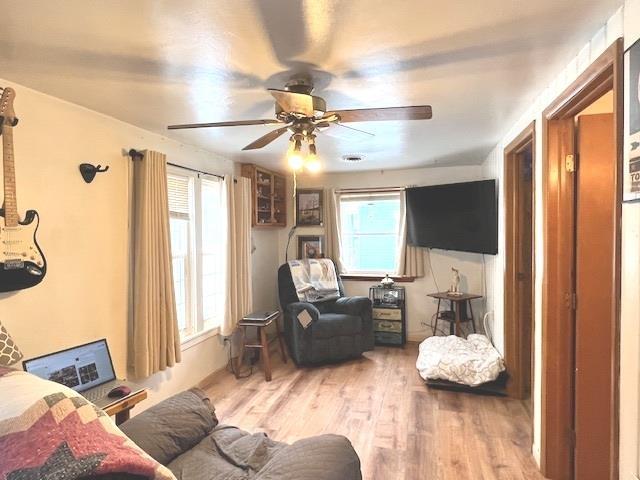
[278,261,374,365]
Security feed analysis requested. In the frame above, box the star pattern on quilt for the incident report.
[7,441,105,480]
[0,388,175,480]
[0,323,23,366]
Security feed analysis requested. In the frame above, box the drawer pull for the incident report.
[373,309,402,320]
[374,319,402,333]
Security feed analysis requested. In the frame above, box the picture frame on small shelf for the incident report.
[295,189,323,226]
[297,235,324,260]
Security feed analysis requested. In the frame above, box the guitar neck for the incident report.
[2,124,19,227]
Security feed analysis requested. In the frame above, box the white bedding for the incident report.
[416,334,505,387]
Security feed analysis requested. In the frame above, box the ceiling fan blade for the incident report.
[268,88,315,116]
[242,125,291,150]
[168,119,282,130]
[326,105,432,123]
[318,122,374,142]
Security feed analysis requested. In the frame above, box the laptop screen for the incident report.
[23,339,116,393]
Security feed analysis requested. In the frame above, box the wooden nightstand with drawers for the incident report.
[369,285,406,347]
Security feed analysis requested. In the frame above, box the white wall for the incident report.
[0,78,273,409]
[480,6,625,466]
[619,0,640,478]
[251,229,281,311]
[278,165,494,345]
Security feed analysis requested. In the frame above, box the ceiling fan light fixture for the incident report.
[305,135,321,173]
[287,135,305,170]
[305,153,321,173]
[288,152,304,170]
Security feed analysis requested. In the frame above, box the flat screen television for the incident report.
[406,179,498,254]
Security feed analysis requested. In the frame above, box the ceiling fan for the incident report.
[167,76,432,172]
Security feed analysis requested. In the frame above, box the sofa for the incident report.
[120,388,363,480]
[277,262,374,365]
[0,366,363,480]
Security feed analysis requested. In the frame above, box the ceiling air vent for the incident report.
[341,154,364,163]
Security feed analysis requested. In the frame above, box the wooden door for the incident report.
[542,117,576,480]
[574,113,616,480]
[504,123,536,404]
[517,147,534,413]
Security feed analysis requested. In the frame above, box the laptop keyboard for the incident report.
[82,382,114,403]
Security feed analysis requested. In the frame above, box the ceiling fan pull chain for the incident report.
[292,170,297,199]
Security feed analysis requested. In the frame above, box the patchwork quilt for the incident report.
[0,367,175,480]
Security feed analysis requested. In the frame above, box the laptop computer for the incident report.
[22,339,143,410]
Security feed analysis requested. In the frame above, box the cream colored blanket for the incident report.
[288,259,340,303]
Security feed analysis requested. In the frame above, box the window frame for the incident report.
[338,191,403,276]
[167,166,225,347]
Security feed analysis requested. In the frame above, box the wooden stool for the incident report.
[237,311,287,382]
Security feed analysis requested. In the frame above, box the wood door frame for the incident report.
[504,121,536,400]
[541,39,623,480]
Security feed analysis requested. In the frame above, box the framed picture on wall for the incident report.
[295,189,324,226]
[624,39,640,202]
[297,235,324,260]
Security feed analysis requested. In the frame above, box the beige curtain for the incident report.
[222,176,253,337]
[323,188,344,272]
[396,190,425,277]
[131,150,181,378]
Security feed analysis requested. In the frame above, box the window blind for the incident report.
[339,191,401,203]
[167,174,191,218]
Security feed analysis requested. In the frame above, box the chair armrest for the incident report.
[333,296,372,316]
[285,302,320,323]
[282,302,321,364]
[334,296,374,351]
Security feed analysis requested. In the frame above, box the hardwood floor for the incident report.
[203,343,546,480]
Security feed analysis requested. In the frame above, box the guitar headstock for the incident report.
[0,87,17,126]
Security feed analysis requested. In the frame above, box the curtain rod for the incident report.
[336,186,406,194]
[128,148,234,182]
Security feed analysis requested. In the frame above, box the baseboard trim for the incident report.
[196,363,230,390]
[407,333,429,343]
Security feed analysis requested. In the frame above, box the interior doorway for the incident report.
[541,40,622,480]
[504,122,535,420]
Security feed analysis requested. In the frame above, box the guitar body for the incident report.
[0,208,46,292]
[0,87,47,293]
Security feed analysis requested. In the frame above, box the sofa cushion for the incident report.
[167,425,287,479]
[313,313,362,339]
[167,425,362,480]
[120,388,217,465]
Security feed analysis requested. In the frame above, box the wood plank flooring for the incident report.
[204,343,546,480]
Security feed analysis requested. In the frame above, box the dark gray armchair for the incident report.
[278,262,374,365]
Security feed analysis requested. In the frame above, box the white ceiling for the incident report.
[0,0,623,172]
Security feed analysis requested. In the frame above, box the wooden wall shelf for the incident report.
[241,164,287,228]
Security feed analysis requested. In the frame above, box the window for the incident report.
[339,192,402,274]
[168,168,226,342]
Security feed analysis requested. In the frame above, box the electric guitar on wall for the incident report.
[0,87,46,292]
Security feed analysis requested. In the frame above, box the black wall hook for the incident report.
[79,163,109,183]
